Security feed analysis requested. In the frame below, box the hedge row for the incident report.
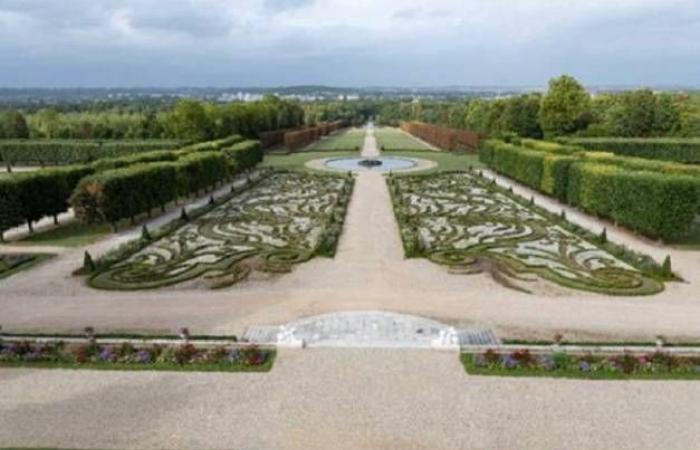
[70,141,261,226]
[480,139,700,240]
[401,122,480,152]
[0,165,94,239]
[558,138,700,164]
[284,121,345,151]
[0,135,261,237]
[223,140,263,173]
[0,140,183,166]
[480,140,576,201]
[568,164,699,240]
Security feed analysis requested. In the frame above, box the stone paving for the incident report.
[243,310,499,349]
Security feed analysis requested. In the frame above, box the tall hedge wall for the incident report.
[0,140,183,166]
[70,140,258,226]
[71,163,180,225]
[223,140,263,173]
[557,138,700,164]
[0,165,94,237]
[568,164,700,240]
[481,139,700,240]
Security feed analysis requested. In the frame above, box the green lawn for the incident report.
[262,149,482,174]
[375,127,433,151]
[307,128,365,151]
[262,151,357,172]
[16,222,111,247]
[388,150,484,173]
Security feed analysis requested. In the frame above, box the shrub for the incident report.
[71,163,179,225]
[567,163,700,240]
[560,137,700,164]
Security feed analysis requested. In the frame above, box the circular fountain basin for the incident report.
[324,157,417,172]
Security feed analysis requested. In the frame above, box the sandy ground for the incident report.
[2,126,700,342]
[1,348,699,450]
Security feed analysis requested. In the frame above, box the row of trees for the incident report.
[0,96,305,141]
[374,76,700,139]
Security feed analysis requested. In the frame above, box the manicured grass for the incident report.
[387,150,483,173]
[375,127,433,151]
[307,128,365,151]
[15,222,111,247]
[262,151,357,172]
[460,353,700,380]
[0,351,276,373]
[263,150,482,174]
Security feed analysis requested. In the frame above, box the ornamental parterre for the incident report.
[89,171,353,290]
[389,171,664,295]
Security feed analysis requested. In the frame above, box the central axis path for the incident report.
[330,124,406,283]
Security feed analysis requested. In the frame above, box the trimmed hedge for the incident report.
[481,139,700,240]
[568,164,700,240]
[0,165,94,237]
[559,138,700,164]
[70,140,257,226]
[0,140,182,166]
[223,140,263,173]
[1,136,261,234]
[71,163,179,225]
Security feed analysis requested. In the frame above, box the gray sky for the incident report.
[1,0,699,87]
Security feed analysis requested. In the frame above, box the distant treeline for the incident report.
[4,77,700,141]
[0,96,305,141]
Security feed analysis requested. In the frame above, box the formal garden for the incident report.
[85,171,353,290]
[388,170,671,295]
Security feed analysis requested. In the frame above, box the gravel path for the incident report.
[2,126,700,342]
[1,349,699,450]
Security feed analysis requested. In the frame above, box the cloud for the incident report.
[0,0,698,87]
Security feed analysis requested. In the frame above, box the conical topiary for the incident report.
[141,225,152,241]
[600,228,608,244]
[180,208,189,222]
[662,255,672,277]
[209,195,216,206]
[560,210,567,221]
[83,251,96,273]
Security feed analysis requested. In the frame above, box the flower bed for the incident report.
[0,339,274,372]
[462,349,700,380]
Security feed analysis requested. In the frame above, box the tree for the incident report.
[167,100,213,142]
[1,111,30,138]
[538,75,591,136]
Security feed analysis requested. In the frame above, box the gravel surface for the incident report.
[1,349,699,450]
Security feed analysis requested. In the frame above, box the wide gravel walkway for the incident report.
[1,349,699,450]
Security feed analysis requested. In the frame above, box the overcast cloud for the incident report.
[1,0,699,87]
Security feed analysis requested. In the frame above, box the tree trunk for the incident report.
[27,220,34,233]
[53,215,59,226]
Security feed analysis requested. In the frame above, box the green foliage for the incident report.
[71,163,180,224]
[141,225,152,242]
[0,140,183,166]
[482,139,700,240]
[568,163,700,240]
[83,251,96,273]
[538,75,591,136]
[0,110,30,138]
[662,255,672,277]
[222,140,263,174]
[559,137,700,164]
